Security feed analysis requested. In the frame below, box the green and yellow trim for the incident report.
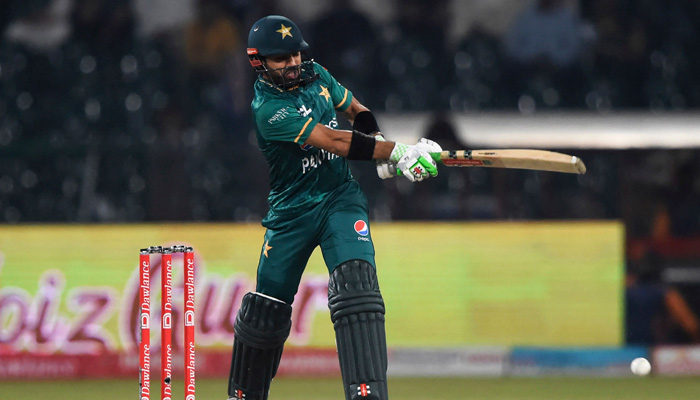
[294,117,314,143]
[335,88,350,109]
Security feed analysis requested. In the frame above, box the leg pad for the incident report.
[228,292,292,400]
[329,260,388,400]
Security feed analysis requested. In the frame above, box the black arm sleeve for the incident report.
[346,130,377,160]
[353,111,380,135]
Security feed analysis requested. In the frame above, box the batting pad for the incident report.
[228,292,292,400]
[328,260,389,400]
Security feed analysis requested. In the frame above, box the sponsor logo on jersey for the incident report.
[298,105,312,117]
[299,143,313,151]
[354,220,369,236]
[301,149,340,173]
[268,108,290,124]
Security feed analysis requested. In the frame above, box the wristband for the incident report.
[347,130,377,160]
[353,111,380,135]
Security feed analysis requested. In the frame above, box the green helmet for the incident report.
[247,15,317,90]
[247,15,309,58]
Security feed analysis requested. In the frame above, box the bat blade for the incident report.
[432,149,586,174]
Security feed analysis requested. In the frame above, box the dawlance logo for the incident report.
[184,310,194,326]
[354,220,370,241]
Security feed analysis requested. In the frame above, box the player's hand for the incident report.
[374,134,398,179]
[390,140,439,182]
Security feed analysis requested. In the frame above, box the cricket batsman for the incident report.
[227,15,441,400]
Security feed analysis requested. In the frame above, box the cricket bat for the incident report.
[430,149,586,174]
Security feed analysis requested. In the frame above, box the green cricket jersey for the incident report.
[252,62,354,224]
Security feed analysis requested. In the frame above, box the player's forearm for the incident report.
[328,131,353,157]
[373,140,395,160]
[305,124,395,160]
[304,125,353,157]
[321,130,395,160]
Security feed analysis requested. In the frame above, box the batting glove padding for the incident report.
[415,137,442,154]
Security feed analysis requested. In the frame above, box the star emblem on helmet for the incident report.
[319,85,330,102]
[276,24,293,39]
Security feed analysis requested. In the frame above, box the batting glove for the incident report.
[390,139,439,182]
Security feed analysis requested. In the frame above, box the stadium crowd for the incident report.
[0,0,698,232]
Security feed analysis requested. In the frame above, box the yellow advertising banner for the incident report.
[0,221,623,356]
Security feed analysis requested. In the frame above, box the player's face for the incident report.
[264,52,302,84]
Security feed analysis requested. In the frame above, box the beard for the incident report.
[266,65,302,89]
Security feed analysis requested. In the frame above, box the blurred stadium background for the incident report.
[1,0,700,398]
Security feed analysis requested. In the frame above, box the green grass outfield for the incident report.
[2,376,699,400]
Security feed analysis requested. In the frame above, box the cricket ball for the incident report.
[630,357,651,376]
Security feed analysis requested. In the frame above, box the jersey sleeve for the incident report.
[254,99,318,144]
[314,62,353,112]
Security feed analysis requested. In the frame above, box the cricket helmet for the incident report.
[247,15,317,89]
